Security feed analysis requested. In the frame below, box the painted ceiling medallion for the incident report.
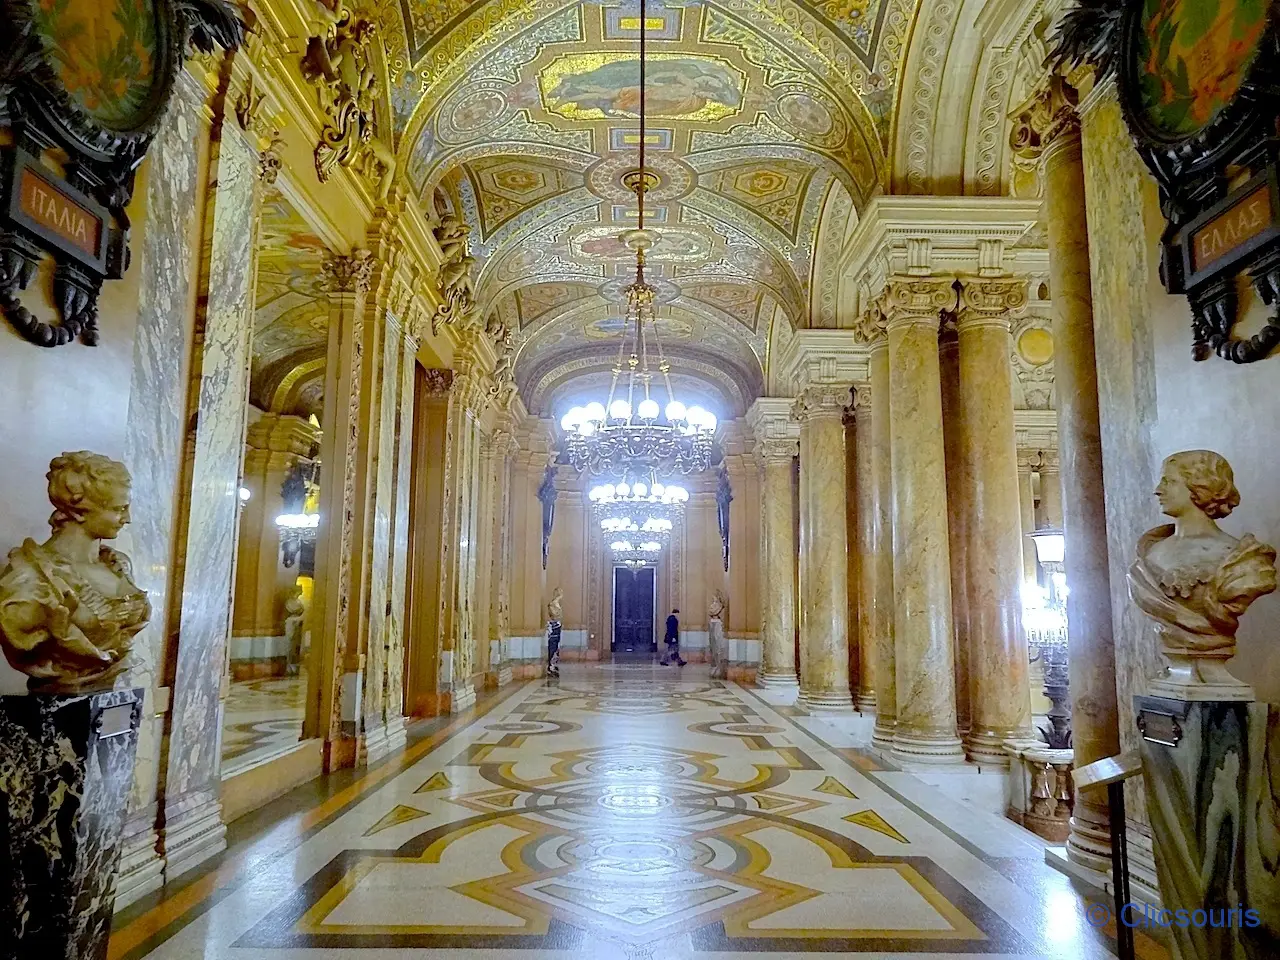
[539,53,746,123]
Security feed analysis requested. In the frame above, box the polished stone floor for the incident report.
[220,674,307,776]
[115,665,1159,958]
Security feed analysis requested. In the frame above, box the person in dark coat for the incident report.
[660,608,686,666]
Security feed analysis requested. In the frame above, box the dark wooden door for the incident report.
[612,566,656,654]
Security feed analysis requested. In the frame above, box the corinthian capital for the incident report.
[1009,74,1081,161]
[319,249,374,295]
[958,276,1028,324]
[853,302,888,345]
[883,276,956,329]
[792,384,851,423]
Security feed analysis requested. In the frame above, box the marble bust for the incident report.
[547,587,563,623]
[708,590,726,620]
[0,453,151,692]
[1127,449,1276,700]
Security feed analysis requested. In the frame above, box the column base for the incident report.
[854,690,877,712]
[450,682,477,712]
[891,729,966,764]
[1066,813,1113,875]
[757,671,799,689]
[799,689,854,712]
[161,793,227,883]
[497,664,513,688]
[871,718,897,751]
[114,809,165,910]
[964,728,1032,766]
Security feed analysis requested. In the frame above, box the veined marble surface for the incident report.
[114,666,1151,960]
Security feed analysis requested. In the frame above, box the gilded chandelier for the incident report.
[590,470,689,550]
[558,0,716,477]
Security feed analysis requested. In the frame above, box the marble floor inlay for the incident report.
[220,674,307,776]
[126,665,1141,958]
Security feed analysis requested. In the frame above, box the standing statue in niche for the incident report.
[708,589,728,679]
[0,453,150,691]
[1128,449,1277,700]
[546,587,564,678]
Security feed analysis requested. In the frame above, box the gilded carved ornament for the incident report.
[957,276,1029,317]
[883,276,958,325]
[432,214,478,334]
[1008,74,1082,162]
[852,302,888,345]
[319,249,374,295]
[1127,449,1276,700]
[0,453,150,692]
[0,0,244,348]
[301,3,395,195]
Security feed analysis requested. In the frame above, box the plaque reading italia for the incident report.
[15,163,104,265]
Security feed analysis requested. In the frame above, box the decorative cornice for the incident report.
[745,397,801,449]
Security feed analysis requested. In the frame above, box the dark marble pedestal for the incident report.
[1136,696,1279,960]
[0,688,144,960]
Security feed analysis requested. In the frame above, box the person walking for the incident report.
[660,608,686,666]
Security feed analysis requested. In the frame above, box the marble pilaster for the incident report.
[867,340,897,749]
[383,330,417,747]
[885,278,964,762]
[162,111,261,877]
[956,278,1035,764]
[793,386,854,711]
[114,70,209,906]
[308,250,374,767]
[488,420,518,688]
[1014,76,1121,872]
[851,385,877,712]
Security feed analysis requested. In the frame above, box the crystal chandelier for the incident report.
[590,470,688,544]
[559,2,716,476]
[610,539,663,568]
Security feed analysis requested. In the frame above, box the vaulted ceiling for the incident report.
[378,0,918,418]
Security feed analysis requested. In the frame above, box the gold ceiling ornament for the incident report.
[561,0,716,476]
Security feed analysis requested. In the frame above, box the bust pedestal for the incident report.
[708,617,727,679]
[1135,695,1278,959]
[0,688,144,960]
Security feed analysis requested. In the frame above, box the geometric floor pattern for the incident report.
[220,673,307,776]
[132,664,1128,958]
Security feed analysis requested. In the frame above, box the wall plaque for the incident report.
[1051,0,1280,363]
[0,0,245,348]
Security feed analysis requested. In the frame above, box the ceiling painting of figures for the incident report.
[380,0,910,415]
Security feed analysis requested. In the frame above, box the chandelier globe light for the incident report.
[558,0,716,477]
[589,468,688,545]
[609,539,663,568]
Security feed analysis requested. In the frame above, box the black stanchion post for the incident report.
[1108,781,1135,960]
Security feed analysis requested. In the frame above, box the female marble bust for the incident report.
[546,587,563,623]
[0,452,151,691]
[1127,449,1276,699]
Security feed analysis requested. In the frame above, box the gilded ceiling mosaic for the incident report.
[252,187,330,422]
[378,0,915,414]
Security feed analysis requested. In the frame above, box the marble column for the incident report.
[748,401,800,688]
[793,386,854,711]
[957,278,1035,763]
[867,338,897,749]
[1014,75,1120,872]
[488,418,517,688]
[383,327,419,745]
[1039,451,1063,529]
[885,278,964,761]
[851,385,877,712]
[161,95,263,877]
[1017,452,1040,586]
[308,250,374,767]
[938,318,970,737]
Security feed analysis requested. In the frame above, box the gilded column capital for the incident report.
[1009,74,1081,162]
[883,276,957,332]
[956,276,1028,331]
[319,249,374,296]
[792,384,851,423]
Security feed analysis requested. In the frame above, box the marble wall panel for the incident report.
[386,336,416,724]
[164,125,258,837]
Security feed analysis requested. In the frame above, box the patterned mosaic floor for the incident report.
[220,674,306,776]
[130,665,1136,958]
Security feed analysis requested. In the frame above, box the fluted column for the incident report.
[793,386,854,711]
[851,384,877,712]
[885,278,964,761]
[957,278,1035,763]
[1014,75,1120,871]
[867,338,897,748]
[749,399,801,687]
